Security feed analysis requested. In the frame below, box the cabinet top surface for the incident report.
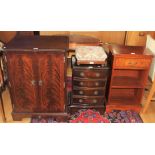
[5,36,69,51]
[110,45,153,57]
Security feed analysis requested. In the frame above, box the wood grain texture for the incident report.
[7,53,37,113]
[99,31,126,45]
[73,78,106,88]
[125,31,155,46]
[5,36,68,120]
[40,31,69,36]
[69,56,109,113]
[40,31,126,45]
[1,81,155,122]
[114,57,151,69]
[1,31,155,46]
[37,53,65,112]
[0,31,17,43]
[70,31,100,39]
[16,31,34,36]
[107,45,153,112]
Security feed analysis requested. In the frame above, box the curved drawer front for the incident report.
[73,69,109,79]
[73,79,106,88]
[72,96,104,105]
[73,88,105,96]
[115,58,151,69]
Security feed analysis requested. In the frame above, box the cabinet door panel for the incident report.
[37,53,65,112]
[7,53,37,112]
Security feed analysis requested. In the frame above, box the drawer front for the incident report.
[73,79,106,88]
[115,58,151,69]
[73,88,105,96]
[72,96,104,105]
[73,69,109,79]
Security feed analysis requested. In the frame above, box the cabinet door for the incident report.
[125,31,155,46]
[37,53,65,112]
[125,31,147,46]
[7,53,38,113]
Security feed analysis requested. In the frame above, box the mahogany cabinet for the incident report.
[107,45,153,112]
[4,36,69,120]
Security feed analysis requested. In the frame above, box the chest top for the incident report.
[4,36,69,52]
[109,44,153,58]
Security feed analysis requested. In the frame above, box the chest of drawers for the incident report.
[68,56,110,114]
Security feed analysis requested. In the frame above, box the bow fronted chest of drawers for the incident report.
[68,56,110,114]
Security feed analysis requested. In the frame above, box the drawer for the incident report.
[72,96,105,105]
[73,88,105,96]
[73,69,109,79]
[115,58,151,69]
[73,78,106,88]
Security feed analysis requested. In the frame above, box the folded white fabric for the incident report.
[75,46,107,61]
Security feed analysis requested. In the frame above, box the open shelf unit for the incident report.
[111,69,147,88]
[107,45,153,112]
[109,88,143,105]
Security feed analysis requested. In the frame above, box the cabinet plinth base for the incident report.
[12,112,69,121]
[106,104,142,113]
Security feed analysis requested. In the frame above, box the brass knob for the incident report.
[31,80,36,85]
[95,82,99,86]
[93,99,97,103]
[96,73,100,77]
[80,72,85,77]
[94,91,98,95]
[79,99,83,103]
[79,91,84,95]
[80,82,84,86]
[39,80,43,86]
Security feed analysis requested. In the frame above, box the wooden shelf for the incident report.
[107,45,153,112]
[109,96,140,105]
[112,76,144,88]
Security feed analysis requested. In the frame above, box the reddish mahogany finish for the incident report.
[107,45,153,112]
[5,36,69,120]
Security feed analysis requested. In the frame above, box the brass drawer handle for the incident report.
[79,91,84,95]
[128,61,138,66]
[80,82,84,86]
[128,62,132,65]
[94,91,99,95]
[79,99,83,103]
[92,99,97,103]
[96,73,100,77]
[80,72,85,77]
[95,82,99,86]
